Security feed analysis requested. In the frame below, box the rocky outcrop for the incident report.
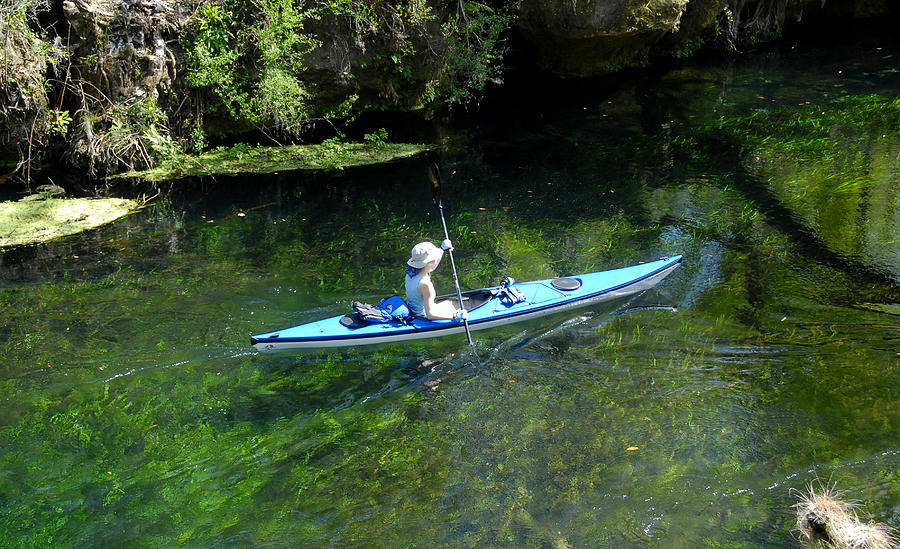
[517,0,897,77]
[0,3,56,167]
[300,8,448,111]
[518,0,695,76]
[62,0,185,104]
[60,0,194,173]
[5,0,455,177]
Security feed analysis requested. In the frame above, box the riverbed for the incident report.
[1,29,898,547]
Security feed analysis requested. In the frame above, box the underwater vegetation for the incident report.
[681,94,900,278]
[2,46,899,547]
[113,140,432,182]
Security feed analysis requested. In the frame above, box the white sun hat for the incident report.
[407,241,444,268]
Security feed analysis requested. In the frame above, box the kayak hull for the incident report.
[251,255,681,351]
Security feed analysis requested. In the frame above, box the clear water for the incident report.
[1,31,899,547]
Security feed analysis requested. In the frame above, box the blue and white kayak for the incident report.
[251,255,682,351]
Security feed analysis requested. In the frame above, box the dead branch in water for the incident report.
[793,482,899,549]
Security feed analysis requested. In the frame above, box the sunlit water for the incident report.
[2,29,899,547]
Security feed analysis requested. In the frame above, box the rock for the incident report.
[0,196,140,247]
[517,0,695,76]
[61,0,189,172]
[300,8,447,111]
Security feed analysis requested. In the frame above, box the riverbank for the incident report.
[3,0,895,186]
[111,141,432,182]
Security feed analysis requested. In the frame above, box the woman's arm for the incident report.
[419,278,458,320]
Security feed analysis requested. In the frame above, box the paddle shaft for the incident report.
[435,198,474,346]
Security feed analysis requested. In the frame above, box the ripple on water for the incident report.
[709,344,801,363]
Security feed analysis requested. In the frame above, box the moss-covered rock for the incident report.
[112,141,432,182]
[0,196,140,247]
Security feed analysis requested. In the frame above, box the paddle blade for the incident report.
[428,162,441,204]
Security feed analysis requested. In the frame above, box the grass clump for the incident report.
[113,140,431,182]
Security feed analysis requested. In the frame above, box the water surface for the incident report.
[1,30,899,547]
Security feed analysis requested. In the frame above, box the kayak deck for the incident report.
[251,255,682,351]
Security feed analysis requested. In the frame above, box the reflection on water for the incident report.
[1,31,899,548]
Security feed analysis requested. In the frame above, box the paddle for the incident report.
[429,162,475,347]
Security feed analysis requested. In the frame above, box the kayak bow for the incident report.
[251,255,682,351]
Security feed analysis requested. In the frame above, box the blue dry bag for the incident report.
[349,296,413,326]
[379,295,412,321]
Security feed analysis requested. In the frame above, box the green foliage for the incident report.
[363,127,388,148]
[189,119,208,153]
[182,0,515,134]
[319,0,380,31]
[94,98,182,168]
[317,136,354,168]
[0,0,55,67]
[680,35,705,58]
[251,0,320,129]
[442,0,517,105]
[48,109,72,136]
[184,0,318,134]
[143,124,180,161]
[184,3,239,91]
[0,0,58,159]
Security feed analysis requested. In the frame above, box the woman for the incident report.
[404,240,468,321]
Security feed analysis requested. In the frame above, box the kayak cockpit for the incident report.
[435,289,494,311]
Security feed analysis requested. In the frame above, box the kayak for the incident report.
[251,255,682,351]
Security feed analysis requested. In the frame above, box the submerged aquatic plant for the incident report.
[793,482,899,549]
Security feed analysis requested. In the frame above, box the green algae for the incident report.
[0,196,140,248]
[112,141,433,182]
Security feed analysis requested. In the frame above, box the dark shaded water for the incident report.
[2,30,899,547]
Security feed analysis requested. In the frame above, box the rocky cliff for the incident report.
[517,0,896,76]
